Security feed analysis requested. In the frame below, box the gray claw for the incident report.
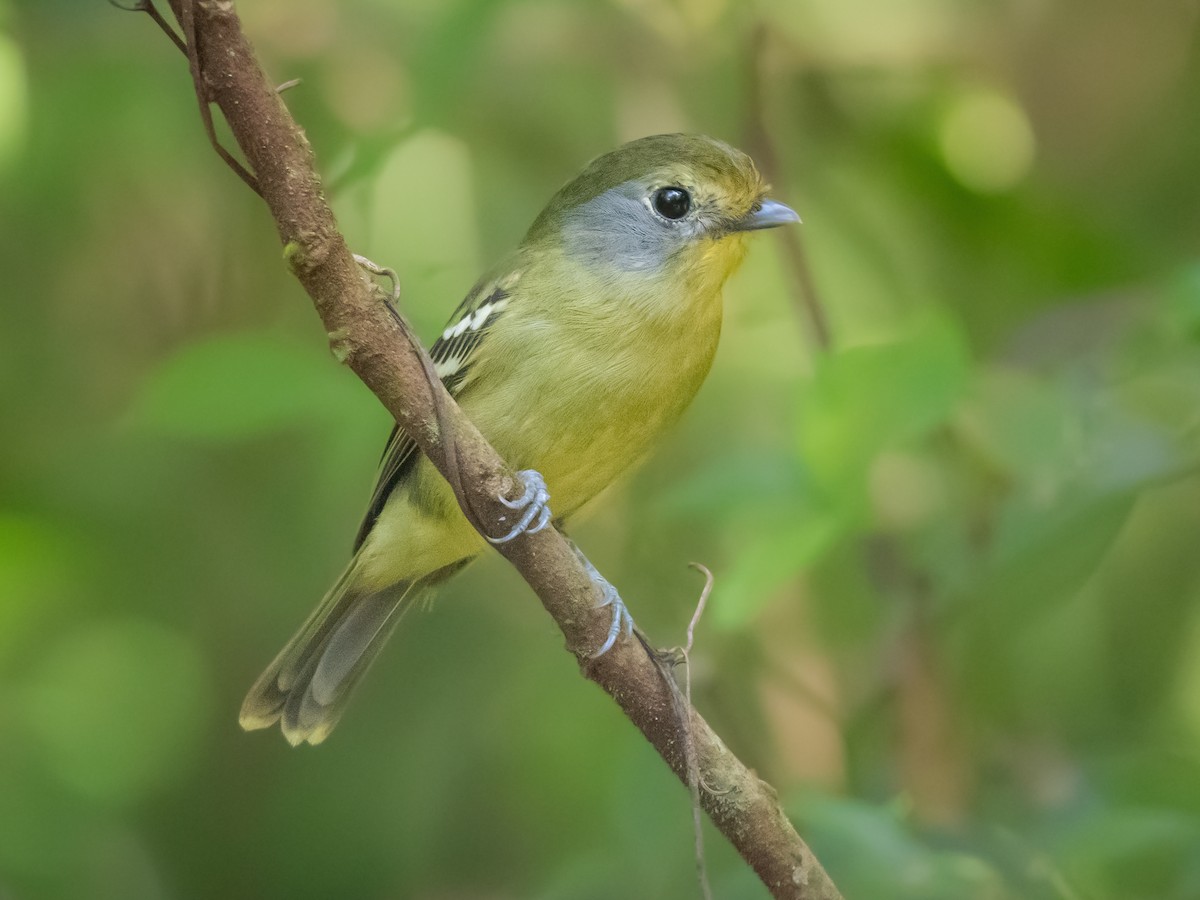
[526,502,552,535]
[488,470,552,544]
[576,554,634,657]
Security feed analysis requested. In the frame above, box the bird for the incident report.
[239,133,800,745]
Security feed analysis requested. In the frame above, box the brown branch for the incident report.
[178,0,262,196]
[151,2,842,897]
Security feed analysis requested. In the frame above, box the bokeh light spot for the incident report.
[0,514,80,660]
[938,87,1035,193]
[323,43,411,132]
[0,33,28,170]
[366,130,480,328]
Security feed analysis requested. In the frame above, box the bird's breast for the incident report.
[468,286,723,517]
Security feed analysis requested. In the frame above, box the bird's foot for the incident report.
[574,549,634,657]
[488,469,553,544]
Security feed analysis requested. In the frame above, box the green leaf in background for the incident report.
[1055,806,1200,900]
[0,29,28,173]
[954,359,1191,621]
[800,311,971,499]
[129,332,371,442]
[359,128,482,332]
[0,513,84,661]
[651,450,849,627]
[707,314,971,628]
[713,505,851,629]
[790,791,1019,900]
[1163,261,1200,343]
[19,619,214,806]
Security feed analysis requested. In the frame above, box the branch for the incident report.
[148,3,842,897]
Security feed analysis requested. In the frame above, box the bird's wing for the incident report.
[351,276,515,551]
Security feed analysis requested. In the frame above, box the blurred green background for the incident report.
[3,0,1200,897]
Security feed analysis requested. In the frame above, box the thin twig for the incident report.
[743,23,832,352]
[180,0,262,196]
[682,563,716,900]
[685,564,713,657]
[110,0,188,55]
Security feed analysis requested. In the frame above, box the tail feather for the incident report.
[238,566,359,729]
[239,573,420,745]
[238,565,352,725]
[240,559,470,746]
[278,584,419,746]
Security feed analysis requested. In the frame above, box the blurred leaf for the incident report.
[790,790,1017,899]
[1162,261,1200,342]
[19,619,214,805]
[714,506,850,629]
[129,333,368,442]
[361,128,481,332]
[801,311,970,497]
[0,31,27,171]
[653,451,852,627]
[0,513,84,660]
[407,0,510,120]
[955,363,1192,621]
[709,313,970,627]
[0,757,94,895]
[1056,806,1200,900]
[971,493,1134,622]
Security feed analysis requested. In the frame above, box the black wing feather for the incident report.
[351,284,510,552]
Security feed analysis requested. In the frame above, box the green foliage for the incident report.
[802,313,970,497]
[3,0,1200,897]
[131,332,372,440]
[713,313,971,627]
[793,792,1021,900]
[20,620,214,804]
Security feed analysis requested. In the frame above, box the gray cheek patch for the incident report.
[563,188,686,274]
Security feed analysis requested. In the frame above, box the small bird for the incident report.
[240,133,800,745]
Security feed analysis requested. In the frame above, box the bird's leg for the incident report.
[487,474,632,656]
[488,469,553,544]
[565,539,634,657]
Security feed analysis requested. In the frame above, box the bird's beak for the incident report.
[733,198,801,231]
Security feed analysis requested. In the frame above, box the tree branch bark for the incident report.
[150,3,842,897]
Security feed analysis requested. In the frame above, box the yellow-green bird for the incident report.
[240,133,800,746]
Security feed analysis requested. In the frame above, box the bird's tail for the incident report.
[239,559,450,746]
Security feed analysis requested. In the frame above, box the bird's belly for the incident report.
[360,304,720,589]
[358,370,684,591]
[537,395,679,511]
[481,332,718,518]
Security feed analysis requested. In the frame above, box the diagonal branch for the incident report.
[148,2,842,897]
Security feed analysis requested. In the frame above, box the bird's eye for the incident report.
[652,187,691,220]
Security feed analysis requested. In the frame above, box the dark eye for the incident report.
[652,187,691,220]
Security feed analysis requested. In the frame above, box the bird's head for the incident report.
[525,133,799,296]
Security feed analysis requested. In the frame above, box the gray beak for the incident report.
[735,198,802,231]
